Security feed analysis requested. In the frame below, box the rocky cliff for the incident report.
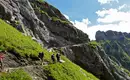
[0,0,130,80]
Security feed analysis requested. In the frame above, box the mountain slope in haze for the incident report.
[0,19,98,80]
[96,30,130,79]
[96,30,130,71]
[0,0,130,80]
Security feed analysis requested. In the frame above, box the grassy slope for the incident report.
[0,69,32,80]
[0,19,98,80]
[0,19,43,57]
[45,56,98,80]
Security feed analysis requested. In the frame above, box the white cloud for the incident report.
[64,6,130,40]
[71,18,129,40]
[118,4,127,10]
[63,14,70,20]
[90,8,130,40]
[98,0,119,4]
[96,8,117,17]
[86,22,130,40]
[72,18,91,33]
[72,21,129,40]
[118,4,130,11]
[96,8,130,23]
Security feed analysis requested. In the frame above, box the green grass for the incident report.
[44,56,99,80]
[0,69,32,80]
[0,19,43,57]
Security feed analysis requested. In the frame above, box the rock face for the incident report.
[62,44,114,80]
[0,0,89,48]
[0,0,130,80]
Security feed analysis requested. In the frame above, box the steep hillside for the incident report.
[0,19,98,80]
[0,0,130,80]
[96,30,130,71]
[96,30,130,79]
[61,42,130,80]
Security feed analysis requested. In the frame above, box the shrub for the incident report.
[52,17,70,24]
[88,41,99,49]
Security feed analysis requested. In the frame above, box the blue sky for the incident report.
[47,0,101,24]
[47,0,130,40]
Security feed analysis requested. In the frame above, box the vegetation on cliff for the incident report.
[31,0,70,24]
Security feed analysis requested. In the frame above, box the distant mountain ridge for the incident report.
[96,30,130,41]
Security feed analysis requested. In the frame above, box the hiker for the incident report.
[0,50,6,71]
[51,54,55,63]
[56,53,61,62]
[38,52,44,65]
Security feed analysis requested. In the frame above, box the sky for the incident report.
[47,0,130,40]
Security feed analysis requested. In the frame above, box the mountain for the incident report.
[96,30,130,79]
[0,0,130,80]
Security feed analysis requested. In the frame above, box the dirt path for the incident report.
[4,63,48,72]
[60,43,88,48]
[2,64,49,80]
